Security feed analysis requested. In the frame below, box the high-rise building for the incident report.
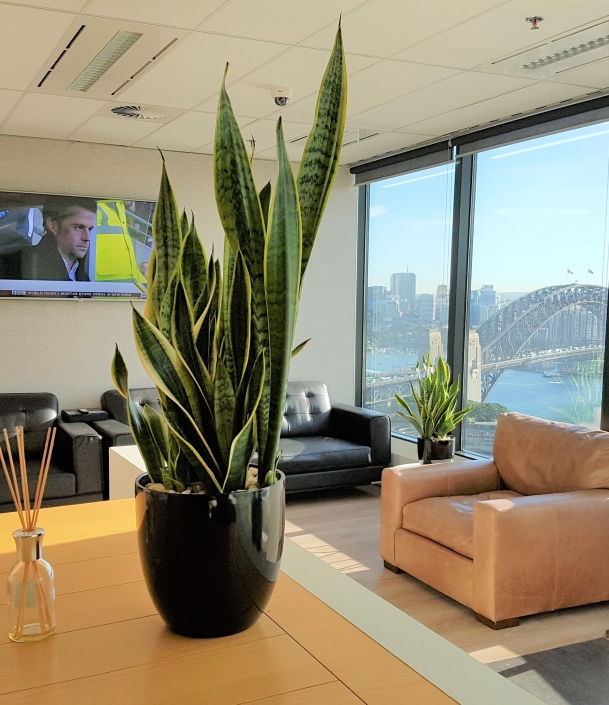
[436,284,449,325]
[417,293,435,322]
[390,272,416,315]
[367,285,386,305]
[479,284,497,306]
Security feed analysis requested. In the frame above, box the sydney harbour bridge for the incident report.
[366,284,607,405]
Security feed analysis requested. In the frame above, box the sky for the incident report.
[367,122,609,296]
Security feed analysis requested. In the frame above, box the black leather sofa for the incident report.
[94,382,391,492]
[0,393,104,511]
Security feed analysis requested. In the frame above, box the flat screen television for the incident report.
[0,191,156,299]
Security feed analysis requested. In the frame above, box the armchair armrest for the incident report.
[90,419,134,447]
[380,459,499,564]
[330,403,391,466]
[473,490,609,622]
[55,421,103,495]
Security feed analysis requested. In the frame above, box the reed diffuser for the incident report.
[0,426,56,642]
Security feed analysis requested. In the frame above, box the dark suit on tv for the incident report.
[20,233,90,282]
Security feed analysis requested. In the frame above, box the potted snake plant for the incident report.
[110,26,347,638]
[395,354,474,464]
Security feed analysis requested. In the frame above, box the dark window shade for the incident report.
[350,141,454,185]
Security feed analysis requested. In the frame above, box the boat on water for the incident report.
[543,369,561,378]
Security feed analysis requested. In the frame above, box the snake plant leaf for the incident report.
[259,118,302,481]
[151,160,182,320]
[259,181,271,228]
[180,221,207,309]
[110,346,165,483]
[180,210,189,242]
[228,250,252,385]
[159,273,178,341]
[297,24,347,281]
[143,248,157,325]
[291,338,311,358]
[132,306,203,427]
[141,403,169,461]
[164,418,222,493]
[214,358,235,467]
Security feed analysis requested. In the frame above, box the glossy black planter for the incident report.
[417,437,455,464]
[135,472,285,638]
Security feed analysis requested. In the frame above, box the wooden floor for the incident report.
[286,484,609,664]
[0,499,457,705]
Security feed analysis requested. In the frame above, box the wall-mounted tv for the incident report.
[0,191,156,299]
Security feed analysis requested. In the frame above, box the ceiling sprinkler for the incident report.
[526,16,544,30]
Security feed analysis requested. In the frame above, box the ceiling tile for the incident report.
[346,60,459,115]
[85,0,227,29]
[4,1,86,9]
[349,72,534,131]
[69,116,161,145]
[198,0,363,45]
[1,93,105,139]
[341,131,432,165]
[400,81,594,136]
[300,0,506,57]
[0,4,76,91]
[551,57,609,90]
[0,90,22,126]
[395,0,609,70]
[118,32,287,109]
[196,48,376,119]
[134,110,253,151]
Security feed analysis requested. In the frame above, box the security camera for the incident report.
[271,86,292,107]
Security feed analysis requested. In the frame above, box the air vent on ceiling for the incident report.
[111,105,171,120]
[33,16,186,101]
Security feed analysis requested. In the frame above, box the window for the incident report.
[463,124,609,454]
[364,163,454,436]
[360,108,609,453]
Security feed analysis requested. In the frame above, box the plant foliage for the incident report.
[395,354,474,440]
[111,26,347,494]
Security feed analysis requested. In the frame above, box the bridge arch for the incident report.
[476,284,607,399]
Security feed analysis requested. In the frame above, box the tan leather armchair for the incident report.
[380,412,609,629]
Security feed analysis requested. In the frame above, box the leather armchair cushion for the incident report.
[402,490,522,559]
[0,459,75,505]
[277,436,371,475]
[494,412,609,495]
[0,392,58,456]
[281,382,332,438]
[101,388,160,427]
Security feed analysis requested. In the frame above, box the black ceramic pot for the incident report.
[135,471,285,638]
[417,437,455,464]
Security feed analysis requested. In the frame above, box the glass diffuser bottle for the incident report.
[7,528,56,642]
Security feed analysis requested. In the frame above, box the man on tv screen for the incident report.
[21,197,97,282]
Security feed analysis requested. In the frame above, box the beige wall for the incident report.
[0,135,358,409]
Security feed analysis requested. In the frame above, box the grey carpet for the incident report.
[488,638,609,705]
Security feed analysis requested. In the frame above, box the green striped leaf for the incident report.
[180,220,208,310]
[259,118,302,481]
[297,25,347,280]
[213,358,235,467]
[228,250,251,386]
[259,181,271,229]
[292,338,311,358]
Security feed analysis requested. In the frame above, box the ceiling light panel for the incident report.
[481,17,609,79]
[31,15,186,100]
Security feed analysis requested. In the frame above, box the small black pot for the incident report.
[417,437,455,464]
[135,472,285,638]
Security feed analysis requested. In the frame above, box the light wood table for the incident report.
[0,499,459,705]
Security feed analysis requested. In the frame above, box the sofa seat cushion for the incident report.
[402,490,522,559]
[0,458,75,505]
[277,436,371,475]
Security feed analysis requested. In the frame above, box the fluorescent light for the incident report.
[518,34,609,70]
[69,30,142,92]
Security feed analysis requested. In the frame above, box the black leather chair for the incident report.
[0,393,103,511]
[93,382,391,492]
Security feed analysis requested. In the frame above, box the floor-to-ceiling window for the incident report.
[361,111,609,452]
[463,124,609,455]
[364,163,454,436]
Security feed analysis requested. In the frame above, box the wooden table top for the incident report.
[0,499,455,705]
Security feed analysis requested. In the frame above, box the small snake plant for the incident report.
[395,354,474,440]
[111,26,347,494]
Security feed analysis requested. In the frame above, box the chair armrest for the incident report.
[330,403,391,466]
[55,421,103,495]
[473,490,609,622]
[90,419,134,446]
[380,459,499,564]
